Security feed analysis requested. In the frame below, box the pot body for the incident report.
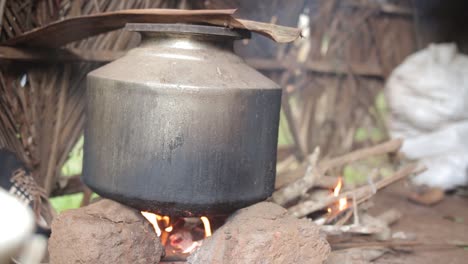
[83,24,282,216]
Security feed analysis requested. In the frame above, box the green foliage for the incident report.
[343,156,395,186]
[50,192,100,213]
[52,136,87,212]
[353,91,389,143]
[354,127,386,143]
[50,193,83,213]
[375,91,388,114]
[278,109,294,146]
[61,136,84,177]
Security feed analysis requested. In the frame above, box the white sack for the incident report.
[386,43,468,189]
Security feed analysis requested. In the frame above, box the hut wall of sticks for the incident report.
[0,0,429,200]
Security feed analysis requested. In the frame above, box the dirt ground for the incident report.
[369,182,468,264]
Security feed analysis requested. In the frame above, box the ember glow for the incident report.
[140,212,213,255]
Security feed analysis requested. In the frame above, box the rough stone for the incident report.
[188,202,330,264]
[48,199,163,264]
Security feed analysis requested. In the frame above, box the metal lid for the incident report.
[125,23,251,39]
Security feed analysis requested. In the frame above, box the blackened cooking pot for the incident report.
[83,23,282,216]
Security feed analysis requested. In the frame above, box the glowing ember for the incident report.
[141,211,162,236]
[169,230,198,253]
[200,216,212,237]
[165,226,173,232]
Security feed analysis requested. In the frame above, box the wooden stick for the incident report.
[319,138,403,170]
[274,139,403,207]
[326,248,388,264]
[0,47,383,77]
[331,240,468,250]
[272,147,322,205]
[44,66,70,194]
[288,163,418,218]
[320,223,385,235]
[50,175,84,197]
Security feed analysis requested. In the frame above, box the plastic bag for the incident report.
[385,43,468,189]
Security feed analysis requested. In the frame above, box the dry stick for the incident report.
[334,208,353,226]
[272,147,322,205]
[352,193,359,225]
[273,138,403,206]
[276,154,297,176]
[322,209,401,236]
[320,224,385,235]
[281,74,306,162]
[319,138,402,170]
[331,240,468,250]
[327,169,378,225]
[326,248,388,264]
[44,66,70,194]
[289,163,418,218]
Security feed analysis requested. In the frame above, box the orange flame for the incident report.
[200,216,212,238]
[332,177,348,211]
[141,211,162,236]
[141,212,213,254]
[333,178,342,196]
[338,197,347,211]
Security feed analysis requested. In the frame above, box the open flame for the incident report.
[332,177,348,212]
[141,211,162,236]
[200,216,212,238]
[141,212,212,255]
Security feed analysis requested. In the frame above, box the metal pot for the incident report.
[83,23,282,216]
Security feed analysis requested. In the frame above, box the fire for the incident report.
[200,216,212,237]
[333,178,342,196]
[332,177,348,211]
[141,211,162,236]
[338,197,347,211]
[140,212,213,255]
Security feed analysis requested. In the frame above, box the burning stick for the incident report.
[273,139,403,206]
[288,163,419,218]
